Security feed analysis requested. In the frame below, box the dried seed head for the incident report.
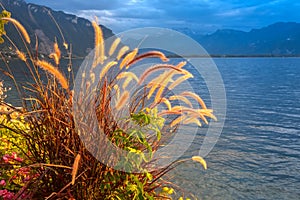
[1,17,30,44]
[36,60,69,90]
[192,156,207,170]
[16,50,26,61]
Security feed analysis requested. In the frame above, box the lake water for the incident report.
[1,57,300,199]
[173,57,300,199]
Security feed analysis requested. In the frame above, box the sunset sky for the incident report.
[25,0,300,33]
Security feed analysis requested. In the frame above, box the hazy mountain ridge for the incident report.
[196,22,300,56]
[0,0,114,57]
[1,0,300,57]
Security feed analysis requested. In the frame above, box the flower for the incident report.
[0,180,6,186]
[11,152,17,159]
[0,189,15,199]
[0,189,7,196]
[2,155,9,163]
[15,157,23,162]
[3,191,14,200]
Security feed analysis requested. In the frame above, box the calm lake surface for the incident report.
[174,57,300,199]
[1,57,300,199]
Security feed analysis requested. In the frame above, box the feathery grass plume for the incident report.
[120,79,133,91]
[180,91,207,109]
[176,61,187,68]
[146,71,170,99]
[153,65,188,103]
[117,45,130,60]
[167,105,186,112]
[63,42,68,49]
[156,61,187,85]
[99,61,117,79]
[119,48,138,69]
[113,84,120,99]
[1,17,30,43]
[49,53,59,65]
[199,109,217,121]
[147,82,160,99]
[109,37,121,56]
[54,41,61,58]
[36,60,69,90]
[183,117,202,127]
[192,156,207,170]
[16,50,26,61]
[115,90,129,110]
[152,72,175,102]
[169,106,212,124]
[154,84,166,103]
[168,73,193,90]
[172,106,201,116]
[127,51,169,66]
[169,95,193,107]
[196,112,208,124]
[53,40,61,59]
[71,154,81,185]
[146,62,185,99]
[161,97,172,110]
[92,20,105,67]
[170,115,186,127]
[117,71,139,89]
[187,107,211,120]
[117,72,139,82]
[90,72,95,83]
[138,64,184,85]
[158,110,182,116]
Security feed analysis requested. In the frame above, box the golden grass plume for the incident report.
[71,154,81,185]
[115,90,129,110]
[1,17,30,43]
[92,20,105,66]
[192,156,207,170]
[109,37,121,56]
[16,50,26,61]
[120,48,138,69]
[36,60,69,90]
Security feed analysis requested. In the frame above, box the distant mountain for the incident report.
[0,0,114,57]
[1,0,300,57]
[196,22,300,56]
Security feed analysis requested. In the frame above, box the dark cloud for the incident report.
[25,0,300,33]
[26,0,126,11]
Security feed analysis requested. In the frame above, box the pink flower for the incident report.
[0,180,6,186]
[11,152,17,159]
[0,189,7,196]
[3,191,14,200]
[15,157,23,162]
[0,189,15,199]
[23,176,30,182]
[2,155,9,163]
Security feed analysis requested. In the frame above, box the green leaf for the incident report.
[0,10,11,44]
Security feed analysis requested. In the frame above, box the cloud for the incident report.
[27,0,127,11]
[26,0,300,33]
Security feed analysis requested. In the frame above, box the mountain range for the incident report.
[1,0,300,57]
[197,22,300,56]
[0,0,114,57]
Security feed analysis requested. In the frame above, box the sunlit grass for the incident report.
[0,6,216,199]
